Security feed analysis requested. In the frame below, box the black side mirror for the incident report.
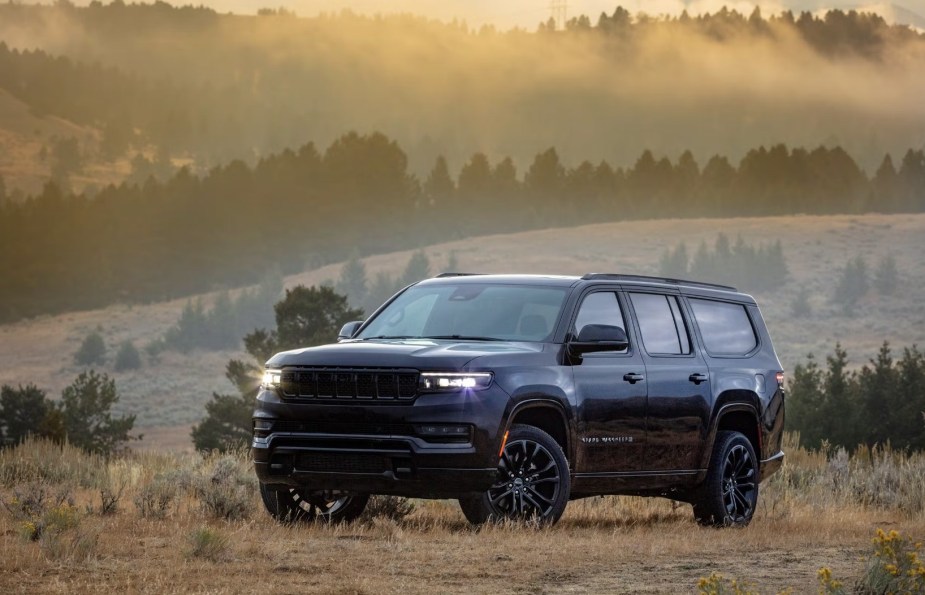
[337,321,364,341]
[568,324,629,357]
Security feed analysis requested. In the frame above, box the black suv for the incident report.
[253,273,785,526]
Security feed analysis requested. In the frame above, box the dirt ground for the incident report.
[1,497,914,594]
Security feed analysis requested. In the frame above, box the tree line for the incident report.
[789,344,925,452]
[561,6,920,59]
[1,132,924,322]
[659,234,787,292]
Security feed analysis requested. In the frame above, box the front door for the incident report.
[572,290,648,473]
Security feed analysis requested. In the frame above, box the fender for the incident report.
[500,397,574,463]
[698,398,760,472]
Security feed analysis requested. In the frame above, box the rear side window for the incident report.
[689,298,757,356]
[629,293,691,355]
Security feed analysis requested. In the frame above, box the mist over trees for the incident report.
[1,131,924,323]
[0,2,924,184]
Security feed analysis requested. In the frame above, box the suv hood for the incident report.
[266,339,544,370]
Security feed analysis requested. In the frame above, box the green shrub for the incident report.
[74,331,106,366]
[196,454,255,521]
[134,477,177,519]
[114,340,142,371]
[187,526,231,562]
[361,496,415,523]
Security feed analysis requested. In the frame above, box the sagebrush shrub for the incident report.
[187,526,231,562]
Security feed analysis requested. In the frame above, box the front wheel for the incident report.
[459,424,570,526]
[259,483,369,524]
[692,430,758,527]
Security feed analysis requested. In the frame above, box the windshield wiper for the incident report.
[421,335,504,341]
[361,335,417,340]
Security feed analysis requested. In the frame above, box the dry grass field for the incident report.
[1,435,923,593]
[2,212,924,450]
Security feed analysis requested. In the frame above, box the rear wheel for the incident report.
[259,483,369,524]
[459,424,570,526]
[692,430,758,527]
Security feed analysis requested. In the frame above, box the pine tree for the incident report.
[193,286,360,452]
[59,371,137,454]
[833,256,869,313]
[75,331,106,366]
[875,254,898,296]
[114,340,142,371]
[335,253,369,312]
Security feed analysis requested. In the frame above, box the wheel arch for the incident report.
[700,393,761,473]
[503,399,572,464]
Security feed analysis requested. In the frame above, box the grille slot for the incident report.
[294,453,389,474]
[279,368,419,402]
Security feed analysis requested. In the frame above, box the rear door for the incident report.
[625,290,712,472]
[571,289,648,473]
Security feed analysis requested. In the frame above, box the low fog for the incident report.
[1,4,923,172]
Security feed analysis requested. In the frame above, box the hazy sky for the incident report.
[46,1,925,28]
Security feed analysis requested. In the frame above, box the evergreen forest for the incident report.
[1,134,924,322]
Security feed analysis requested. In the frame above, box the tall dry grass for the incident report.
[1,434,924,593]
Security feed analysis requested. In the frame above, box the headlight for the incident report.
[261,369,281,389]
[419,372,493,392]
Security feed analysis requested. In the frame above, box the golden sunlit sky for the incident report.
[36,1,925,28]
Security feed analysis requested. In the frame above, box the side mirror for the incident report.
[337,321,364,341]
[568,324,629,357]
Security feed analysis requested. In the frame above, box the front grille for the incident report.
[280,368,418,401]
[294,452,389,474]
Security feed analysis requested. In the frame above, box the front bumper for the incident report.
[252,385,508,498]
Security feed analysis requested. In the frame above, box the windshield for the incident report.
[356,283,568,342]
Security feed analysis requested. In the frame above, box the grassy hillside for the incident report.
[1,212,923,450]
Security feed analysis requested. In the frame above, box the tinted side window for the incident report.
[574,292,627,353]
[629,292,691,355]
[689,298,757,356]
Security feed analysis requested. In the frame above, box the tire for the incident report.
[692,430,759,527]
[259,483,369,524]
[459,424,570,526]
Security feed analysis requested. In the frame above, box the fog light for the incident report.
[414,424,471,443]
[253,419,273,438]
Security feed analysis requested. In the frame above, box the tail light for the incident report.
[776,372,785,387]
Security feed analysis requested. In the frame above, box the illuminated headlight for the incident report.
[419,372,493,392]
[261,369,281,389]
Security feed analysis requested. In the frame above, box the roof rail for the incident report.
[580,273,738,292]
[434,272,485,278]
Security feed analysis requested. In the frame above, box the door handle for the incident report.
[623,373,644,384]
[689,373,709,385]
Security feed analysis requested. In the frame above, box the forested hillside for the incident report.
[1,3,925,321]
[0,2,923,191]
[1,131,924,322]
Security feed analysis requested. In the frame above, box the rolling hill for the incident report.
[1,212,922,450]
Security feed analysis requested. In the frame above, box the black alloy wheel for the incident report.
[459,424,570,525]
[693,430,758,527]
[259,483,368,524]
